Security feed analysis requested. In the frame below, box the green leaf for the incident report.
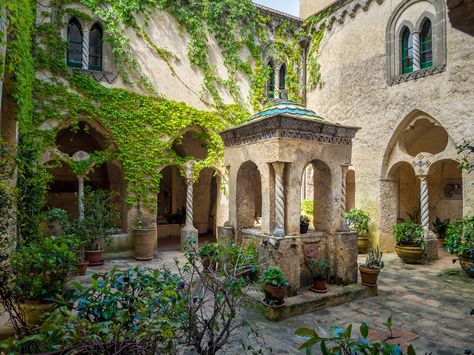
[360,321,369,338]
[295,328,316,338]
[407,344,416,355]
[342,324,352,339]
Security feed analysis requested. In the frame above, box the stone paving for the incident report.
[2,247,473,354]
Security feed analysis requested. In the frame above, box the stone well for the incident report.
[219,100,360,293]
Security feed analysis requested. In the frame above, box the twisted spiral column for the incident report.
[78,175,85,220]
[412,31,421,71]
[82,28,89,70]
[340,165,349,231]
[420,176,429,230]
[272,162,285,236]
[185,178,194,226]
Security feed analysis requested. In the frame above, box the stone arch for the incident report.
[379,109,458,250]
[46,121,126,229]
[300,159,332,232]
[236,161,262,232]
[171,126,209,160]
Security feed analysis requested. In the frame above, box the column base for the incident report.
[424,230,438,261]
[181,224,198,250]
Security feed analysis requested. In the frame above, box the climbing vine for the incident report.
[3,0,333,231]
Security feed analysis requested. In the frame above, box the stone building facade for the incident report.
[4,0,471,255]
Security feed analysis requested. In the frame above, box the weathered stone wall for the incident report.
[305,0,474,250]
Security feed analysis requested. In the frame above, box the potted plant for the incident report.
[133,200,157,261]
[300,215,310,234]
[260,266,289,306]
[433,216,450,241]
[78,189,120,266]
[359,247,384,286]
[306,258,330,293]
[198,242,218,271]
[10,236,76,326]
[444,216,474,277]
[392,221,425,264]
[344,208,370,254]
[44,208,70,236]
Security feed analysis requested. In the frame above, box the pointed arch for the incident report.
[67,18,83,68]
[89,23,103,71]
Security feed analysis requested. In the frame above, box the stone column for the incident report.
[418,175,438,260]
[412,30,421,71]
[180,160,198,250]
[272,162,285,237]
[82,27,90,70]
[340,165,349,232]
[0,6,7,114]
[77,175,85,220]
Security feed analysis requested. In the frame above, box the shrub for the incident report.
[444,216,474,257]
[306,258,330,279]
[301,199,313,216]
[362,247,384,270]
[260,266,289,287]
[432,216,450,239]
[392,221,425,249]
[344,208,370,235]
[10,235,77,301]
[197,242,218,259]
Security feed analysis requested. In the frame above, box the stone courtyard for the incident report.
[69,247,473,354]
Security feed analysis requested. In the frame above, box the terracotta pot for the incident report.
[19,300,56,327]
[300,223,309,234]
[262,284,288,305]
[134,228,156,261]
[310,278,327,293]
[359,266,380,286]
[357,235,369,254]
[395,245,423,264]
[458,254,474,278]
[84,249,104,266]
[76,260,89,276]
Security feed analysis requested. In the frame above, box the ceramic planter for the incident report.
[76,260,89,276]
[19,300,56,327]
[310,278,327,293]
[262,284,288,305]
[359,266,380,286]
[133,227,156,261]
[84,249,104,266]
[395,245,423,264]
[300,223,309,234]
[357,234,369,254]
[458,254,474,278]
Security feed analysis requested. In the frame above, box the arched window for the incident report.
[401,27,413,74]
[279,63,286,98]
[420,19,433,69]
[266,61,275,99]
[89,24,103,71]
[67,19,83,68]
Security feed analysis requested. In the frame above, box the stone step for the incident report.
[246,283,378,321]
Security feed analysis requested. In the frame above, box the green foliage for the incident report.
[9,235,77,301]
[363,247,384,270]
[197,242,218,259]
[45,208,70,232]
[432,216,450,239]
[15,267,186,353]
[392,221,425,249]
[344,208,371,235]
[444,216,474,257]
[301,198,314,217]
[300,214,310,225]
[456,140,473,173]
[260,266,289,287]
[296,317,416,355]
[72,188,120,250]
[306,258,330,279]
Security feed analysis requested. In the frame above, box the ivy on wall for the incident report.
[2,0,332,235]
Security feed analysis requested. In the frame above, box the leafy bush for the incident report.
[296,316,416,355]
[306,258,330,279]
[432,216,450,239]
[392,221,425,249]
[444,216,474,257]
[10,235,77,301]
[301,199,313,217]
[197,242,218,259]
[10,267,186,353]
[44,208,71,234]
[300,214,310,224]
[73,188,120,250]
[344,208,370,235]
[260,266,289,287]
[362,247,384,270]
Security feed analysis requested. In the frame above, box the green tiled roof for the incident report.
[250,100,323,121]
